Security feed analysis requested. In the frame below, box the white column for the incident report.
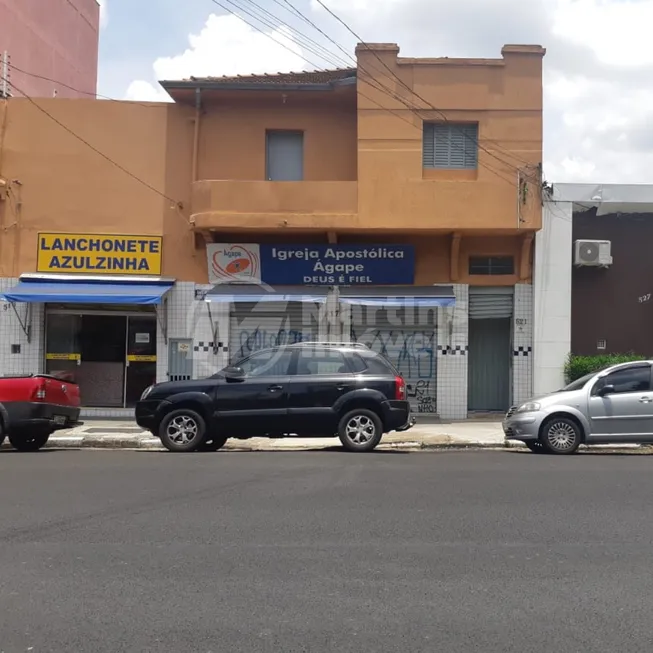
[512,283,533,405]
[156,282,193,382]
[534,200,573,395]
[156,282,230,382]
[0,278,45,376]
[436,284,469,419]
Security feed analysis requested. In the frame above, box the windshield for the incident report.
[559,372,596,392]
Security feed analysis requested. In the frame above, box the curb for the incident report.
[3,437,646,452]
[32,436,514,452]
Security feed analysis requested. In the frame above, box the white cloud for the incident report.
[124,80,170,103]
[98,0,107,29]
[552,0,653,67]
[126,1,653,183]
[125,14,306,102]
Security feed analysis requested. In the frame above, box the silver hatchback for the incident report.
[503,360,653,454]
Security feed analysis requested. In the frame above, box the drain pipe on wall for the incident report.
[191,87,202,183]
[516,170,522,229]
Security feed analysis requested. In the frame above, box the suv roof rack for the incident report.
[287,341,370,350]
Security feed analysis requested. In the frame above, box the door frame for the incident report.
[124,314,157,407]
[44,308,157,408]
[467,286,515,413]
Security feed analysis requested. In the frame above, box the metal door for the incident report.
[168,338,193,382]
[229,301,322,362]
[266,131,304,181]
[348,305,437,414]
[467,288,513,412]
[468,318,512,412]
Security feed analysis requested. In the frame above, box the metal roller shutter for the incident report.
[349,303,438,415]
[467,287,513,411]
[468,287,514,319]
[229,301,321,362]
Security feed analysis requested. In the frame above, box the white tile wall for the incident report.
[0,279,228,415]
[0,277,45,377]
[512,283,533,405]
[0,276,535,420]
[156,282,230,383]
[534,201,573,394]
[436,284,469,420]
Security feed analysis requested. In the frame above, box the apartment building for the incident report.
[0,0,99,98]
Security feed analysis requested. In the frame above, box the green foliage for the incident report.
[564,353,647,383]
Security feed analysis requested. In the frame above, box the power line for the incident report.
[244,0,528,177]
[1,74,183,208]
[222,0,521,183]
[6,63,162,109]
[206,1,427,133]
[312,0,538,174]
[213,0,518,184]
[240,0,352,68]
[266,0,525,177]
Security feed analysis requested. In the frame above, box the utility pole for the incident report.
[1,51,10,98]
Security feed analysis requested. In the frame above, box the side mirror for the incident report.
[598,384,615,397]
[223,366,245,381]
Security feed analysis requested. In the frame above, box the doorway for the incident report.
[468,318,512,411]
[467,287,514,413]
[45,308,157,408]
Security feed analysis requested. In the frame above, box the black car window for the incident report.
[592,366,651,396]
[347,352,368,373]
[295,348,349,376]
[236,350,292,378]
[359,351,398,375]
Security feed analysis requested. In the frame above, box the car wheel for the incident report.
[338,409,383,452]
[540,417,581,455]
[9,429,51,452]
[0,421,5,448]
[159,409,206,452]
[199,434,229,452]
[525,441,545,453]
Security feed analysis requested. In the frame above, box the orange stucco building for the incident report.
[0,42,545,418]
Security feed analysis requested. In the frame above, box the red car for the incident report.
[0,375,81,451]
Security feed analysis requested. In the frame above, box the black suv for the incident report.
[135,342,414,453]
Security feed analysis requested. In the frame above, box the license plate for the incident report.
[53,415,66,425]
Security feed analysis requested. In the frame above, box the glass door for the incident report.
[45,313,82,382]
[125,316,157,407]
[78,314,127,407]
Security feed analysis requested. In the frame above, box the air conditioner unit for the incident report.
[574,239,613,267]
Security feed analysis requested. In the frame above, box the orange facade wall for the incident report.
[355,45,543,232]
[0,98,205,281]
[0,43,542,285]
[198,97,357,182]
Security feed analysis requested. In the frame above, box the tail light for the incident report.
[394,375,406,400]
[32,380,46,401]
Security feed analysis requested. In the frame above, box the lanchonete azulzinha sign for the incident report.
[37,233,163,275]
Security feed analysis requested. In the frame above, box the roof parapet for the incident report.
[501,44,546,57]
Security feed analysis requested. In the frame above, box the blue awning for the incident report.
[338,285,455,307]
[0,279,174,304]
[205,285,328,304]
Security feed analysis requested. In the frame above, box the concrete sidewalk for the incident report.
[34,418,509,451]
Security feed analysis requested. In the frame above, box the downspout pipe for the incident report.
[191,87,202,183]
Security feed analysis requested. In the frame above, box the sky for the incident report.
[97,0,653,184]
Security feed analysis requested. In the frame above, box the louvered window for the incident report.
[423,122,478,169]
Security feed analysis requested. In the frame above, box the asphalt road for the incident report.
[1,449,653,652]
